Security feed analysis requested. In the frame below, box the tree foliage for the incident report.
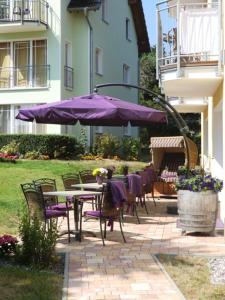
[139,47,201,152]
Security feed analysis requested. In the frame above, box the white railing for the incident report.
[0,65,50,89]
[0,0,49,26]
[156,0,222,79]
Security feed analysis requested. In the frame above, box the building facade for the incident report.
[156,0,225,218]
[0,0,149,141]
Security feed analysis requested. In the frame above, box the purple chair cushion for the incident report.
[45,209,67,219]
[66,195,95,203]
[79,195,96,200]
[84,210,102,217]
[49,203,73,211]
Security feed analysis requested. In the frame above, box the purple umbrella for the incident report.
[16,93,167,126]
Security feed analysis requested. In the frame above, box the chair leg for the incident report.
[66,212,71,243]
[134,204,140,224]
[152,191,157,206]
[99,219,105,246]
[119,215,126,243]
[143,196,149,214]
[104,220,107,239]
[79,202,83,242]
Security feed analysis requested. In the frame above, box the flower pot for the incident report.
[96,175,103,185]
[177,190,218,234]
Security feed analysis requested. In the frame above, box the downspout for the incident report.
[84,9,94,149]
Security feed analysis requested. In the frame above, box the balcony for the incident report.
[156,0,223,98]
[0,65,50,89]
[0,0,49,33]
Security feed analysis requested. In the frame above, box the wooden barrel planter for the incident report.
[177,190,218,233]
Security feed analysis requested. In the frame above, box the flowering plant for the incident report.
[176,167,223,193]
[92,168,108,177]
[0,234,18,256]
[0,153,18,163]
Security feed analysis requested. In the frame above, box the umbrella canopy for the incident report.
[16,93,167,126]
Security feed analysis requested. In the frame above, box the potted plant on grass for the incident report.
[176,166,223,234]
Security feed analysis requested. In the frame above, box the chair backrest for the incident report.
[79,170,96,183]
[21,183,45,219]
[33,178,58,206]
[62,173,80,190]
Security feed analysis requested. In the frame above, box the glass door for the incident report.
[13,41,30,87]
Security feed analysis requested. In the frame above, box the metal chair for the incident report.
[62,173,80,191]
[82,181,126,246]
[79,170,96,183]
[21,182,71,242]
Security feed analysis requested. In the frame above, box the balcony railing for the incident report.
[0,0,49,26]
[0,65,50,89]
[156,0,222,79]
[64,66,74,90]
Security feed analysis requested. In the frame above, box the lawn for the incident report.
[0,159,146,235]
[157,254,225,300]
[0,264,63,300]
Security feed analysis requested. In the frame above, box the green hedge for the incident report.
[0,134,83,159]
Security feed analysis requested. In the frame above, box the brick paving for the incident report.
[57,198,225,300]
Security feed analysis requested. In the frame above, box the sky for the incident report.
[142,0,157,46]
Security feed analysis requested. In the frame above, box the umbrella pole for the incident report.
[94,83,190,170]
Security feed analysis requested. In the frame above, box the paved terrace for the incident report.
[56,198,225,300]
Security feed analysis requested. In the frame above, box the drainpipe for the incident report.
[84,9,94,150]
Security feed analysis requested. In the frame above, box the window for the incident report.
[0,39,48,88]
[126,18,131,41]
[96,126,103,134]
[123,64,130,84]
[64,42,73,90]
[123,123,131,136]
[95,47,103,75]
[102,0,109,23]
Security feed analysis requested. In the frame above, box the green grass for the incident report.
[158,254,225,300]
[0,264,63,300]
[0,159,146,235]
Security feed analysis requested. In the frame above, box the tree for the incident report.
[139,47,201,152]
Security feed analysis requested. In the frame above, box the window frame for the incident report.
[95,47,103,76]
[126,18,131,41]
[102,0,109,23]
[123,63,130,84]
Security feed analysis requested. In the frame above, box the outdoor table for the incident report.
[43,190,102,241]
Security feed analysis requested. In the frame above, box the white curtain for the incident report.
[179,8,219,57]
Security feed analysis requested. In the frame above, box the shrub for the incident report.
[24,150,40,160]
[0,235,18,257]
[0,140,20,155]
[0,153,17,163]
[17,210,58,268]
[0,134,83,159]
[121,137,140,161]
[93,134,120,158]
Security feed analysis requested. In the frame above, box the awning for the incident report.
[150,136,184,148]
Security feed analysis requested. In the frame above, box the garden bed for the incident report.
[157,254,225,300]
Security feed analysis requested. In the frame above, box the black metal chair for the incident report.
[62,173,80,191]
[21,182,71,242]
[82,181,126,246]
[79,170,96,183]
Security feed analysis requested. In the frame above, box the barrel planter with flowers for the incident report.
[176,167,223,234]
